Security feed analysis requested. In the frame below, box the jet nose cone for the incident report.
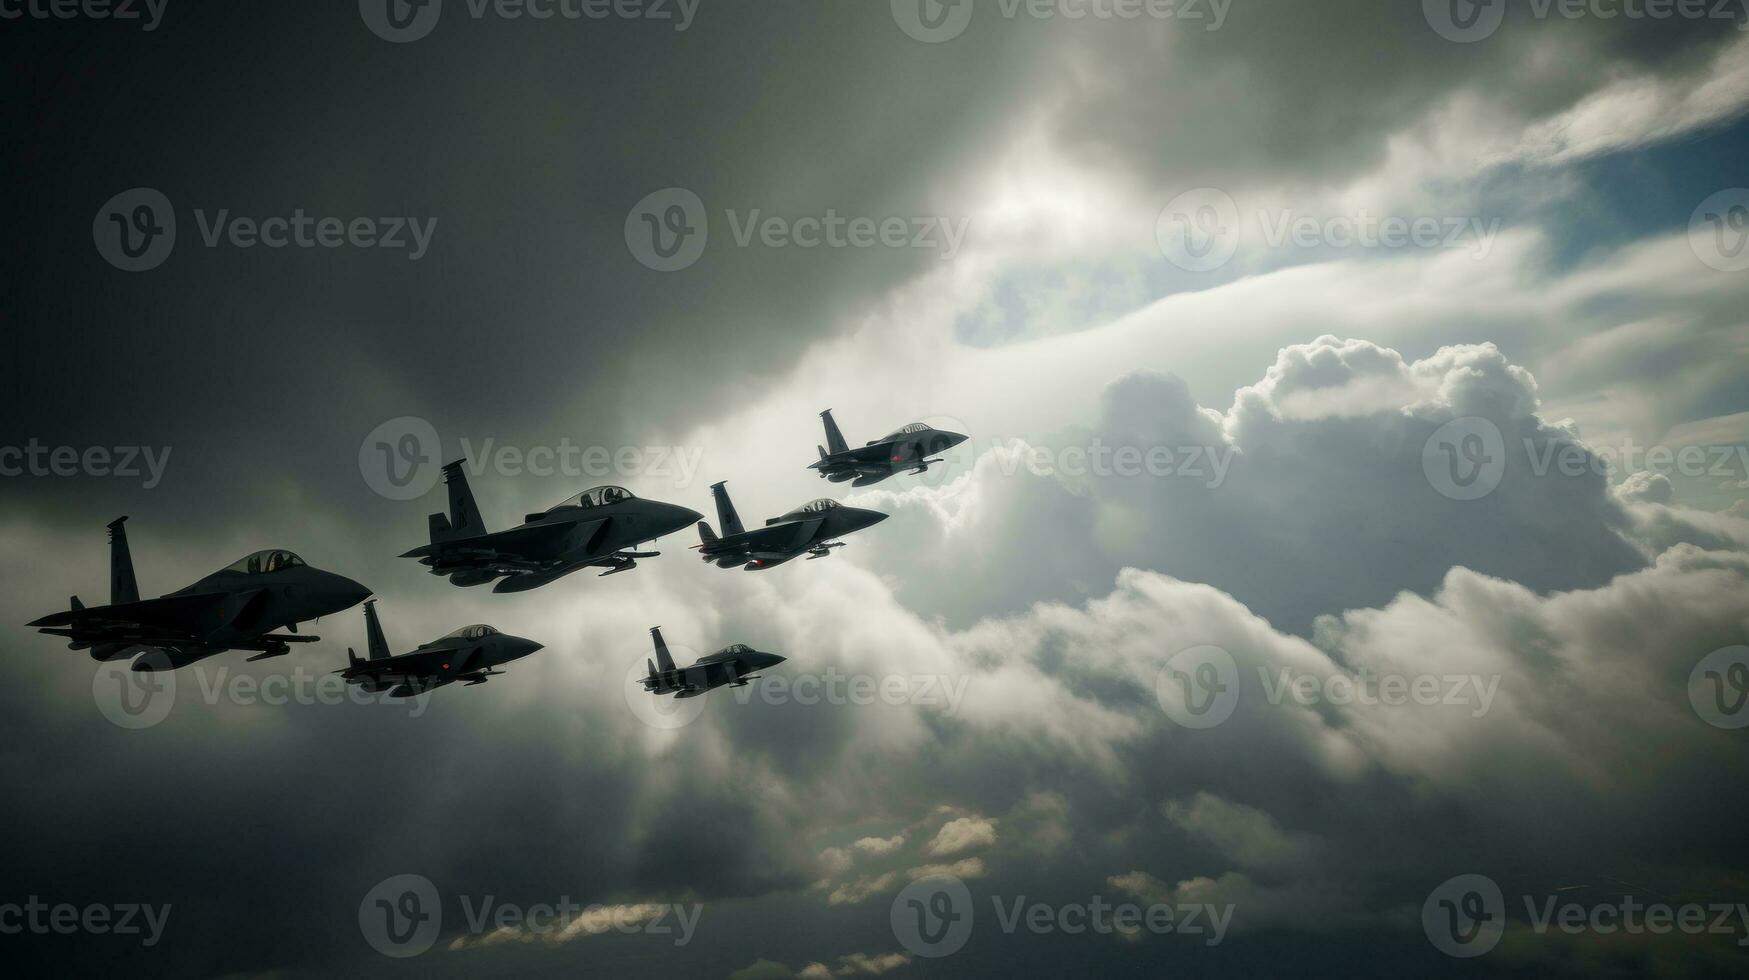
[665,503,706,529]
[520,638,546,655]
[944,431,969,449]
[333,575,373,609]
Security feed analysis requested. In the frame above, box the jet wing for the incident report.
[29,591,232,644]
[400,518,598,564]
[811,443,892,469]
[742,517,824,557]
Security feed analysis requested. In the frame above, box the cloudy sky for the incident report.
[4,1,1749,976]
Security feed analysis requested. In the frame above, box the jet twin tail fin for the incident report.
[709,482,744,537]
[429,460,486,543]
[108,516,139,605]
[820,409,850,456]
[650,626,677,673]
[363,600,391,661]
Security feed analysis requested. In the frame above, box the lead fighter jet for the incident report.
[28,517,372,671]
[808,410,968,487]
[335,600,544,698]
[694,481,887,570]
[400,460,702,593]
[640,626,785,699]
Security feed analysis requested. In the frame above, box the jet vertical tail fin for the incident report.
[820,409,850,456]
[650,626,677,673]
[108,517,139,605]
[363,600,391,661]
[696,521,718,545]
[709,482,745,536]
[430,460,486,543]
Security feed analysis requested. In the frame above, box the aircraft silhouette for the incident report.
[401,460,702,592]
[694,481,886,570]
[28,517,371,671]
[335,600,544,697]
[808,410,968,487]
[640,626,785,698]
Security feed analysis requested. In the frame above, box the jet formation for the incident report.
[34,408,955,700]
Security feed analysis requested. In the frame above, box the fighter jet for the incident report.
[640,626,785,699]
[400,460,703,593]
[693,481,887,570]
[808,410,968,487]
[335,600,544,697]
[28,517,372,671]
